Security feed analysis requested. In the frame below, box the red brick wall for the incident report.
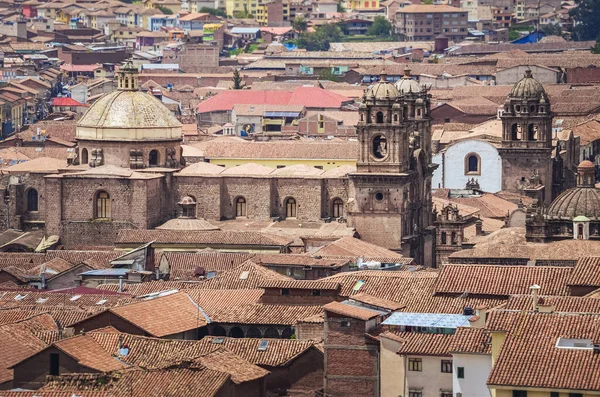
[72,311,146,335]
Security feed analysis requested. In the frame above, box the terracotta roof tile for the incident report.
[257,279,340,290]
[196,260,293,290]
[487,311,600,391]
[386,331,455,357]
[323,301,382,320]
[115,229,293,247]
[504,295,600,313]
[311,236,406,259]
[349,293,403,311]
[51,334,129,372]
[434,265,572,297]
[163,252,255,280]
[209,303,323,325]
[568,256,600,287]
[108,292,206,337]
[189,336,320,367]
[449,327,491,354]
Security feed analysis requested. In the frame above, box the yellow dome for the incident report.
[366,73,399,100]
[77,90,182,141]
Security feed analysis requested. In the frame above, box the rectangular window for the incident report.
[312,289,321,296]
[512,391,527,397]
[409,392,422,397]
[441,393,452,397]
[569,394,583,397]
[457,366,465,379]
[281,288,290,295]
[408,358,422,371]
[550,393,559,397]
[441,360,452,373]
[49,353,59,376]
[340,320,350,327]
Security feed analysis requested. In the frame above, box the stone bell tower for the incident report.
[348,71,437,266]
[499,69,555,204]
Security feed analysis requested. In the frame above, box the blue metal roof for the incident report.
[382,312,473,328]
[79,268,129,276]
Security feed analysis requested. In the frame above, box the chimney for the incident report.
[530,284,541,311]
[594,343,600,354]
[469,305,488,328]
[537,303,555,313]
[118,276,124,293]
[475,218,483,236]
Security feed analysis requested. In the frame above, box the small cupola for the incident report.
[117,60,139,91]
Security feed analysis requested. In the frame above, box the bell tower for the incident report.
[499,69,555,204]
[349,71,437,266]
[117,60,139,91]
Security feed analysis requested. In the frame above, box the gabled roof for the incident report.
[434,265,572,297]
[196,260,292,290]
[323,301,382,320]
[107,292,207,337]
[385,331,455,357]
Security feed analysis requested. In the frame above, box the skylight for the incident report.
[239,271,249,280]
[70,295,82,301]
[258,340,269,351]
[36,298,48,304]
[556,337,593,349]
[96,299,108,305]
[14,294,27,301]
[212,337,225,344]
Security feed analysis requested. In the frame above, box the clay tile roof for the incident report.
[191,347,269,383]
[387,331,455,356]
[196,260,293,290]
[209,303,323,325]
[568,257,600,287]
[350,293,403,311]
[257,279,340,290]
[115,229,293,247]
[323,301,382,320]
[254,253,349,268]
[3,157,67,173]
[504,295,600,313]
[487,311,600,391]
[162,252,255,280]
[109,292,207,337]
[434,265,572,297]
[311,236,406,259]
[449,327,491,354]
[193,336,320,367]
[185,289,264,317]
[49,334,129,372]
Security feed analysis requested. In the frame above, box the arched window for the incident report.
[417,108,422,117]
[281,327,293,339]
[451,232,457,245]
[527,124,538,141]
[372,135,387,159]
[235,197,247,217]
[229,327,244,338]
[511,124,521,140]
[441,231,447,245]
[149,150,159,166]
[332,198,344,218]
[211,326,226,336]
[376,111,384,123]
[27,189,38,212]
[95,191,110,219]
[285,198,297,218]
[465,153,480,175]
[264,327,280,339]
[578,224,584,240]
[179,196,196,218]
[394,114,398,122]
[81,148,88,165]
[247,327,262,338]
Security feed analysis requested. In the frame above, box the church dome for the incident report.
[366,73,399,100]
[578,160,595,169]
[77,61,182,142]
[510,69,546,99]
[395,68,423,94]
[546,187,600,220]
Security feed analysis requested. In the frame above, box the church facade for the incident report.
[2,65,437,266]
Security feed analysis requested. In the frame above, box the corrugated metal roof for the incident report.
[382,312,473,328]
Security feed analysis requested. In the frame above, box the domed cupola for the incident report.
[546,160,600,221]
[395,68,423,95]
[364,73,399,104]
[509,68,548,101]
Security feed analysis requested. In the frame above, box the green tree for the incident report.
[292,15,308,33]
[199,6,227,17]
[296,23,343,51]
[422,0,433,4]
[232,68,245,89]
[156,5,173,14]
[570,0,600,40]
[591,38,600,54]
[337,1,346,12]
[318,68,339,82]
[367,16,392,37]
[539,23,562,36]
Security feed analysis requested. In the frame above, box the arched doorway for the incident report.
[236,197,247,217]
[332,198,344,218]
[95,191,110,219]
[81,148,88,165]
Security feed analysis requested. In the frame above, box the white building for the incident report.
[433,139,502,193]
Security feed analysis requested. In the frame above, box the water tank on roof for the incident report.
[434,35,449,53]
